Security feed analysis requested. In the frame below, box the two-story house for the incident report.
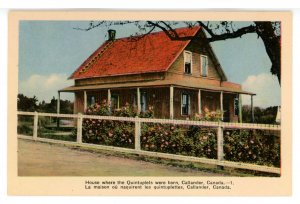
[59,26,255,122]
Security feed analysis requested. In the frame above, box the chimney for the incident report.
[108,29,116,41]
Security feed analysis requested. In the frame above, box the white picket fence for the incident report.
[17,111,281,174]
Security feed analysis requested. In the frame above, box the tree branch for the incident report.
[73,21,139,31]
[197,21,257,42]
[146,21,195,41]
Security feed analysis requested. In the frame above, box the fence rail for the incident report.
[17,111,281,174]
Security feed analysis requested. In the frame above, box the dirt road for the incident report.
[18,139,228,176]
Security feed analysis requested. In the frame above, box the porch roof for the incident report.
[60,80,255,95]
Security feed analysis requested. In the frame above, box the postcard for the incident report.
[8,10,292,196]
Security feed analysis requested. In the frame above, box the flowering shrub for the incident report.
[141,124,192,155]
[82,118,135,148]
[81,102,280,167]
[81,102,154,148]
[141,124,217,158]
[82,102,135,148]
[113,103,138,117]
[224,129,280,167]
[192,108,222,122]
[85,100,110,116]
[139,106,154,118]
[186,126,217,158]
[140,110,219,159]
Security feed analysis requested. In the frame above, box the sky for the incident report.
[18,21,281,108]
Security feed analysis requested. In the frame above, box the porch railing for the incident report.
[17,111,281,174]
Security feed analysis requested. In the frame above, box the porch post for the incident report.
[170,86,174,119]
[220,91,223,121]
[83,90,87,112]
[239,94,243,123]
[57,91,60,114]
[57,91,60,128]
[74,92,77,113]
[108,89,111,112]
[137,88,141,114]
[251,95,254,123]
[198,89,202,114]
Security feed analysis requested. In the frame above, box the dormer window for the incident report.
[184,51,192,74]
[201,55,208,77]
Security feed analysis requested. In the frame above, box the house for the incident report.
[59,26,255,122]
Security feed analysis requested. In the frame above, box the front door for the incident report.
[223,96,230,122]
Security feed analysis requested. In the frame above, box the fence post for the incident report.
[33,111,38,140]
[77,113,83,143]
[217,123,224,163]
[135,117,141,150]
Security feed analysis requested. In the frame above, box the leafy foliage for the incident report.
[224,129,280,167]
[81,102,152,148]
[17,93,73,114]
[17,94,38,112]
[192,108,222,122]
[17,123,33,136]
[81,103,280,167]
[141,124,217,159]
[242,105,278,124]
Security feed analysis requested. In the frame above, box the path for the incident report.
[18,139,228,176]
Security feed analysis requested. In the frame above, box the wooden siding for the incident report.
[74,92,84,113]
[187,38,221,80]
[223,93,239,122]
[167,40,221,81]
[75,72,165,86]
[201,91,220,113]
[86,90,108,104]
[173,88,198,119]
[75,87,237,121]
[109,89,136,108]
[221,81,241,90]
[75,88,171,118]
[139,87,170,118]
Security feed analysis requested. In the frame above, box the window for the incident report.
[140,92,147,113]
[234,96,239,116]
[111,94,119,110]
[87,95,95,107]
[184,51,192,74]
[87,92,101,107]
[201,55,208,77]
[181,93,190,115]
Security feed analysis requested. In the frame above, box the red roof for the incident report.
[70,26,201,79]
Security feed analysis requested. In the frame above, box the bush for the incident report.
[85,101,110,116]
[81,102,139,148]
[194,108,222,122]
[187,126,217,158]
[17,124,33,136]
[82,118,135,148]
[141,124,217,158]
[224,129,280,167]
[80,103,280,167]
[141,124,192,155]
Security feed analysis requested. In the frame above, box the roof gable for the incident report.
[70,26,201,79]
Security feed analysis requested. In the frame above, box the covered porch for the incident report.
[59,81,255,122]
